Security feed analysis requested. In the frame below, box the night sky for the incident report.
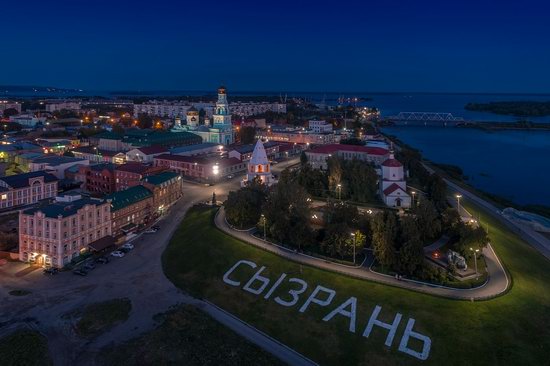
[1,0,549,93]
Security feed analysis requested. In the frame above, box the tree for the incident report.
[225,184,266,229]
[455,225,489,255]
[239,126,256,144]
[262,179,313,250]
[137,113,153,129]
[2,108,19,118]
[427,175,447,211]
[371,211,398,268]
[413,199,442,243]
[441,208,462,237]
[397,216,425,275]
[323,200,359,227]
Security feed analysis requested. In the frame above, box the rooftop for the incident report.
[142,171,180,186]
[30,155,86,166]
[134,145,168,155]
[170,142,221,154]
[105,185,152,211]
[23,197,105,218]
[115,162,150,174]
[0,171,58,189]
[308,144,389,156]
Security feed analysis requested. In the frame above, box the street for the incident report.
[0,157,305,366]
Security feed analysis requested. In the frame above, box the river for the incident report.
[382,126,550,206]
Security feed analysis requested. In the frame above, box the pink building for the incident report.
[305,144,389,170]
[0,171,58,210]
[19,194,112,268]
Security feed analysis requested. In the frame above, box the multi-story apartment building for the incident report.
[114,163,166,191]
[105,185,154,236]
[133,101,192,118]
[44,100,81,113]
[18,194,111,268]
[0,171,58,210]
[141,171,183,215]
[308,120,333,133]
[78,163,116,195]
[229,102,286,116]
[0,100,22,114]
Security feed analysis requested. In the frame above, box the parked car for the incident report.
[73,269,87,276]
[84,262,95,270]
[227,174,233,179]
[152,225,161,231]
[144,229,157,234]
[96,256,109,264]
[43,267,58,275]
[110,251,125,258]
[122,243,134,250]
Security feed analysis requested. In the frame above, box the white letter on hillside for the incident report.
[222,260,257,287]
[264,273,288,299]
[398,318,431,361]
[243,266,271,295]
[362,305,402,347]
[322,297,357,333]
[274,278,308,307]
[299,285,336,313]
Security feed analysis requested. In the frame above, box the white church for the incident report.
[242,139,276,187]
[379,150,411,208]
[172,86,234,145]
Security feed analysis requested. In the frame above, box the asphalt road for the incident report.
[0,156,317,366]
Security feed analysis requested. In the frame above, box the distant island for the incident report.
[465,101,550,117]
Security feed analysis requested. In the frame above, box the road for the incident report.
[216,207,509,300]
[0,156,317,366]
[423,163,550,261]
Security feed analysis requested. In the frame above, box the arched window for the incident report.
[257,165,263,173]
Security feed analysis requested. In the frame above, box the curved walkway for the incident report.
[216,207,510,300]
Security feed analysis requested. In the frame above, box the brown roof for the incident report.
[115,162,149,174]
[136,145,168,155]
[88,235,116,251]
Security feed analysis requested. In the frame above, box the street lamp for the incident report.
[456,194,462,216]
[337,184,342,201]
[351,232,356,265]
[261,214,266,241]
[470,247,480,275]
[411,191,416,207]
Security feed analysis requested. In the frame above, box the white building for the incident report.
[0,101,22,114]
[242,140,276,187]
[125,146,168,164]
[45,100,81,113]
[29,156,89,179]
[9,114,46,128]
[230,102,286,116]
[380,151,411,208]
[308,120,333,133]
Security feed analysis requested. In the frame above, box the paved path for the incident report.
[0,158,314,366]
[423,163,550,261]
[216,207,509,300]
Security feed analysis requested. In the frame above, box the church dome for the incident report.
[187,106,198,115]
[218,85,227,94]
[382,158,403,168]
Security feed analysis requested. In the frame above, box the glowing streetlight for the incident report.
[470,247,480,275]
[456,194,462,216]
[351,232,357,265]
[337,183,342,201]
[411,191,416,207]
[260,214,266,240]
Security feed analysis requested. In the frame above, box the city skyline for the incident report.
[1,0,549,93]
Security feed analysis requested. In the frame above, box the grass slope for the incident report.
[100,304,283,366]
[0,330,52,366]
[163,204,550,366]
[69,298,132,338]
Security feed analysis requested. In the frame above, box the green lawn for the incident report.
[100,304,283,366]
[67,298,132,338]
[0,330,52,366]
[162,204,550,366]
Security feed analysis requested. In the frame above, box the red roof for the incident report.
[136,146,168,155]
[309,144,388,156]
[383,183,407,195]
[382,158,403,167]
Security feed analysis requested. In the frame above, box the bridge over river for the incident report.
[386,112,466,126]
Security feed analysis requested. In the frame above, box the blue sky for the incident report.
[1,0,549,92]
